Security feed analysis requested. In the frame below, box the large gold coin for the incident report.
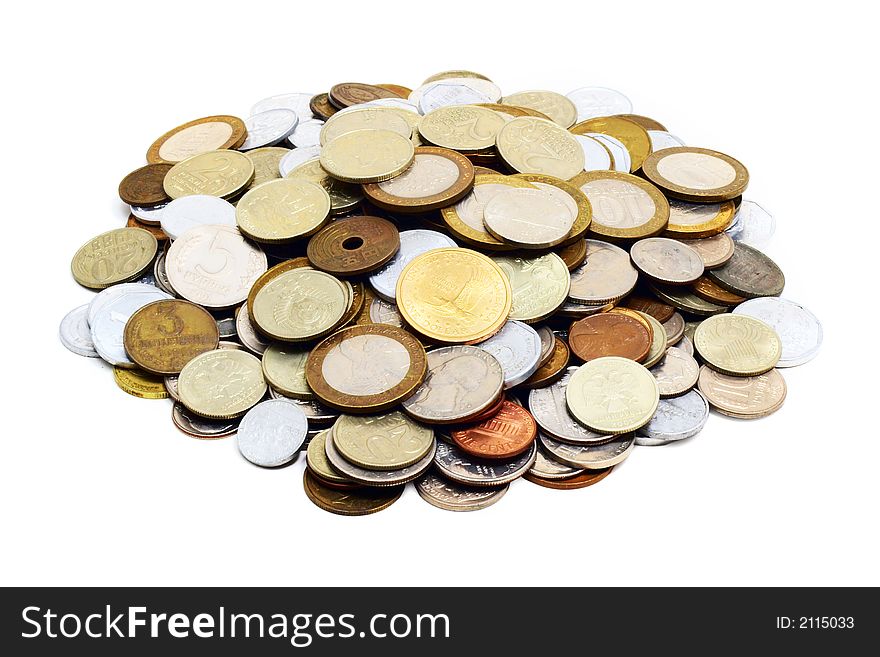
[163,149,255,200]
[303,470,402,516]
[319,129,415,183]
[246,256,312,319]
[492,253,570,323]
[333,412,434,471]
[244,146,288,188]
[396,248,511,343]
[422,70,493,84]
[418,105,506,151]
[502,90,578,128]
[570,170,669,240]
[565,356,659,434]
[236,178,331,243]
[70,227,158,289]
[571,116,652,171]
[261,344,313,399]
[320,107,412,145]
[146,115,247,164]
[284,158,362,215]
[113,367,169,400]
[495,117,584,180]
[694,314,781,376]
[177,349,266,419]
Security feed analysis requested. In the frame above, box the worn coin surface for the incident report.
[569,312,652,363]
[697,365,787,419]
[642,147,749,202]
[496,117,584,180]
[172,402,239,439]
[636,389,709,446]
[539,431,634,469]
[237,399,308,467]
[285,158,363,215]
[91,286,173,367]
[333,411,434,471]
[147,115,247,164]
[71,227,158,289]
[239,109,298,150]
[664,199,736,238]
[492,253,570,323]
[732,297,822,367]
[418,105,506,151]
[630,237,704,285]
[650,346,700,397]
[622,294,675,323]
[329,82,399,108]
[160,195,236,240]
[320,129,415,183]
[320,106,412,145]
[177,349,266,419]
[528,446,585,480]
[236,178,330,243]
[118,163,173,206]
[245,146,288,187]
[662,312,686,346]
[59,305,99,358]
[415,473,508,512]
[570,170,669,240]
[502,90,577,128]
[567,240,638,305]
[571,116,652,171]
[451,399,537,459]
[678,232,736,269]
[433,439,536,487]
[692,276,747,306]
[307,215,399,275]
[252,268,348,342]
[368,297,404,327]
[528,366,609,444]
[476,321,542,388]
[369,229,457,301]
[694,313,782,376]
[566,87,633,121]
[163,150,255,200]
[675,335,694,356]
[707,242,785,299]
[303,470,402,516]
[113,367,169,399]
[261,344,312,399]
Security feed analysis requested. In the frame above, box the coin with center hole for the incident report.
[307,215,400,275]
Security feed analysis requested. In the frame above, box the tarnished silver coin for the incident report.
[153,249,176,296]
[650,346,700,397]
[239,109,298,150]
[528,367,609,445]
[529,447,585,480]
[130,203,166,224]
[268,387,338,424]
[662,312,685,346]
[402,345,504,424]
[216,316,237,340]
[159,195,236,240]
[635,389,709,446]
[415,472,508,512]
[477,320,542,388]
[725,200,775,247]
[324,429,436,486]
[59,305,99,358]
[584,133,631,172]
[732,297,822,367]
[172,402,238,439]
[539,431,634,470]
[536,326,556,368]
[251,92,316,119]
[369,297,404,327]
[278,145,322,177]
[574,134,614,171]
[368,229,457,301]
[674,335,694,356]
[630,237,704,285]
[90,285,172,366]
[235,304,269,355]
[433,439,537,487]
[648,130,686,151]
[237,399,308,467]
[707,242,784,298]
[566,87,633,121]
[287,119,324,148]
[568,240,639,305]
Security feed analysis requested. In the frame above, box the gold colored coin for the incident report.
[418,105,506,151]
[333,412,435,471]
[396,247,512,344]
[163,149,255,200]
[571,116,652,171]
[692,276,746,306]
[492,253,570,323]
[565,356,659,434]
[146,115,247,164]
[663,198,736,238]
[71,227,158,289]
[177,349,266,419]
[502,90,578,128]
[246,256,312,319]
[113,367,169,400]
[285,158,362,215]
[634,310,668,368]
[261,344,313,399]
[244,146,288,188]
[375,83,412,98]
[303,469,402,516]
[235,178,331,243]
[422,70,492,84]
[496,117,584,180]
[307,431,352,485]
[320,107,412,145]
[319,129,415,184]
[641,146,749,203]
[694,314,782,376]
[475,103,552,122]
[251,268,349,342]
[512,173,592,244]
[570,170,669,240]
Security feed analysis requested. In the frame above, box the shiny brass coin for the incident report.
[123,299,219,375]
[559,239,587,270]
[648,283,729,316]
[474,103,552,121]
[320,107,412,145]
[113,367,169,400]
[177,349,266,419]
[307,215,400,275]
[569,312,652,363]
[306,324,427,412]
[339,281,366,328]
[328,82,399,108]
[126,215,169,241]
[692,276,746,306]
[522,337,570,388]
[261,344,312,399]
[396,248,512,344]
[571,116,652,171]
[496,117,584,180]
[333,412,434,470]
[303,469,402,516]
[146,115,247,164]
[678,233,735,269]
[570,170,669,240]
[363,147,475,213]
[633,310,668,368]
[71,227,158,289]
[375,83,412,98]
[501,91,578,128]
[641,146,749,203]
[621,294,675,323]
[617,114,667,131]
[320,129,415,184]
[252,268,349,342]
[309,93,338,120]
[418,105,506,151]
[663,199,736,238]
[511,173,593,244]
[285,158,362,215]
[236,178,331,243]
[244,146,288,188]
[422,70,492,84]
[492,253,570,322]
[694,314,782,376]
[163,149,255,200]
[307,430,354,485]
[697,366,787,419]
[524,467,612,490]
[118,163,173,206]
[246,256,311,318]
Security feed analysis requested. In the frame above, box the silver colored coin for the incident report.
[413,81,496,114]
[369,297,404,327]
[662,312,686,346]
[216,316,237,339]
[250,92,315,120]
[528,367,609,445]
[159,194,236,240]
[237,399,308,467]
[650,347,700,397]
[559,301,610,316]
[268,387,338,424]
[706,242,785,299]
[573,134,614,171]
[130,203,166,224]
[631,237,704,285]
[732,297,822,367]
[287,119,324,148]
[476,320,542,388]
[338,97,421,114]
[647,130,686,151]
[536,326,556,368]
[87,282,156,326]
[568,240,638,305]
[172,402,238,439]
[278,145,322,177]
[239,109,298,150]
[529,447,585,480]
[324,429,436,486]
[585,133,631,172]
[59,304,99,358]
[90,285,172,367]
[369,229,457,301]
[164,375,179,401]
[415,472,508,512]
[725,200,775,247]
[566,86,633,121]
[218,340,243,351]
[433,440,537,487]
[636,389,709,446]
[153,249,176,296]
[539,431,634,469]
[235,304,269,355]
[674,335,694,356]
[136,269,157,287]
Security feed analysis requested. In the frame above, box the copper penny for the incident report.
[309,93,338,121]
[328,82,399,109]
[118,163,173,206]
[375,83,412,98]
[569,313,652,363]
[307,215,400,275]
[558,239,587,271]
[621,293,675,323]
[524,467,612,490]
[450,400,537,460]
[692,276,746,306]
[522,337,570,388]
[127,215,169,241]
[246,256,311,318]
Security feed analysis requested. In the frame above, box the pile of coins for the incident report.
[61,73,823,515]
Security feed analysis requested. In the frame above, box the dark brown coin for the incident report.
[473,165,503,176]
[308,469,363,491]
[524,467,612,490]
[617,114,667,131]
[450,400,537,460]
[303,470,403,516]
[621,293,675,323]
[691,276,746,306]
[375,83,412,98]
[328,82,399,109]
[558,239,587,271]
[246,256,311,318]
[706,242,785,298]
[309,93,338,121]
[569,313,652,363]
[307,215,400,275]
[522,337,570,388]
[118,163,173,206]
[339,281,366,327]
[127,214,169,241]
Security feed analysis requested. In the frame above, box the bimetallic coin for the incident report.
[172,402,239,439]
[320,106,411,145]
[71,227,158,289]
[732,297,822,367]
[369,230,458,302]
[415,473,508,512]
[662,312,686,346]
[307,430,352,485]
[118,163,173,207]
[650,346,700,397]
[261,344,312,398]
[539,432,634,470]
[440,174,533,249]
[664,199,736,238]
[510,174,593,244]
[694,314,782,376]
[418,105,506,151]
[529,447,585,480]
[236,304,270,355]
[91,286,173,367]
[285,158,362,215]
[568,240,638,305]
[288,119,325,148]
[450,400,537,459]
[483,187,575,248]
[630,237,704,285]
[678,233,736,269]
[496,117,584,180]
[320,129,415,184]
[706,242,785,299]
[147,115,247,164]
[570,170,669,240]
[569,312,652,363]
[642,147,749,203]
[528,367,609,445]
[163,150,255,200]
[236,178,331,243]
[59,305,99,358]
[177,349,267,419]
[307,215,400,275]
[333,411,434,471]
[636,389,709,446]
[492,253,570,323]
[239,109,298,150]
[113,367,168,399]
[159,195,236,240]
[476,321,542,388]
[571,116,652,172]
[433,440,537,487]
[725,200,775,247]
[278,145,322,177]
[502,90,577,128]
[236,399,308,467]
[303,470,402,516]
[697,366,787,419]
[566,87,633,121]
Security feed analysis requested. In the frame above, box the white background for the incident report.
[2,0,877,587]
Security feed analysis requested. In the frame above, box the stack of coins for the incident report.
[62,71,823,516]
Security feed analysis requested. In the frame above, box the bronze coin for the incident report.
[309,93,338,121]
[340,281,366,327]
[375,83,412,98]
[621,293,675,323]
[473,165,503,176]
[569,313,652,363]
[246,256,311,318]
[118,163,173,206]
[691,276,746,306]
[308,469,363,491]
[558,239,587,271]
[524,467,613,490]
[616,114,667,131]
[450,400,537,460]
[362,147,475,214]
[328,82,399,109]
[522,337,570,388]
[127,214,169,241]
[303,470,403,516]
[307,215,400,275]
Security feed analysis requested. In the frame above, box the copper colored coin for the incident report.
[309,470,363,491]
[621,293,675,323]
[691,276,746,306]
[307,215,400,275]
[558,239,587,271]
[118,163,173,206]
[246,256,311,318]
[375,83,412,98]
[328,82,398,109]
[524,467,612,490]
[127,215,169,241]
[450,400,537,459]
[569,313,652,363]
[309,93,338,120]
[522,337,570,388]
[303,470,402,516]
